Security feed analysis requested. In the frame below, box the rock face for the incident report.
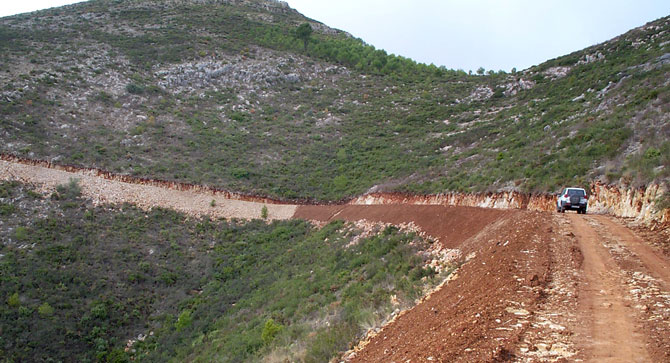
[350,191,555,212]
[589,182,669,225]
[350,184,669,226]
[503,78,535,96]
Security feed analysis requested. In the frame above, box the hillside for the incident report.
[2,2,670,361]
[0,180,449,361]
[1,0,668,201]
[3,165,668,362]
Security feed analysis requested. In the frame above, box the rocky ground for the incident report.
[0,158,296,220]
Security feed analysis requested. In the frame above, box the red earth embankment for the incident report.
[293,204,505,249]
[345,210,554,362]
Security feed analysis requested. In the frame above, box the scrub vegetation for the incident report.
[0,1,667,200]
[0,0,668,360]
[0,181,443,361]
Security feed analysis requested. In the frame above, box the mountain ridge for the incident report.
[1,0,668,201]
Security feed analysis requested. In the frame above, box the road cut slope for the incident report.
[292,204,506,249]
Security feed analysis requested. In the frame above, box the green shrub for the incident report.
[54,178,81,200]
[0,202,15,215]
[231,168,250,179]
[644,147,661,159]
[14,226,29,241]
[7,292,20,307]
[125,83,145,94]
[104,348,130,363]
[304,323,357,362]
[261,318,283,345]
[175,310,192,331]
[38,302,55,317]
[261,205,268,219]
[19,306,32,317]
[90,303,108,319]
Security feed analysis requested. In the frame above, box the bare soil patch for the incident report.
[568,214,651,362]
[341,211,554,362]
[293,204,506,249]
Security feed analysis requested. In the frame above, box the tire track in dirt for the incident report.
[578,214,670,362]
[567,214,651,362]
[592,215,670,287]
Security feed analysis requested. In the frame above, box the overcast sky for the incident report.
[2,0,668,71]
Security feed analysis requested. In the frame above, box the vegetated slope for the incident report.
[0,0,668,200]
[0,180,444,362]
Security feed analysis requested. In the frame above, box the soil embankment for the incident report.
[293,204,505,249]
[347,211,554,362]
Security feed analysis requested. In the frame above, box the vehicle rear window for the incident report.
[567,189,585,196]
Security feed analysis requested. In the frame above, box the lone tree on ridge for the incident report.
[296,23,313,51]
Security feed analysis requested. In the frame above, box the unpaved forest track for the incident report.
[568,214,651,362]
[293,204,507,249]
[572,214,670,362]
[0,159,297,220]
[1,158,669,361]
[592,215,670,286]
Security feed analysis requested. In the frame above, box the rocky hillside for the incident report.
[1,0,668,200]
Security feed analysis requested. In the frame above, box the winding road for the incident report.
[1,157,669,362]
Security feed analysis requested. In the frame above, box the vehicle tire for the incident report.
[582,208,587,215]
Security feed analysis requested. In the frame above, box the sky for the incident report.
[1,0,668,72]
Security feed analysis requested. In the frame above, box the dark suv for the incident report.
[556,187,588,214]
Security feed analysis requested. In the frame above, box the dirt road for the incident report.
[567,214,670,362]
[568,214,650,362]
[293,204,506,249]
[0,159,297,220]
[1,157,669,361]
[295,205,670,362]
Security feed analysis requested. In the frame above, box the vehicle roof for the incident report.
[564,187,586,190]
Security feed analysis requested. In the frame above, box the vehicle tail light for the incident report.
[585,195,589,199]
[564,194,569,198]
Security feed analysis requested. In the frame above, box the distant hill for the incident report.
[1,0,668,200]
